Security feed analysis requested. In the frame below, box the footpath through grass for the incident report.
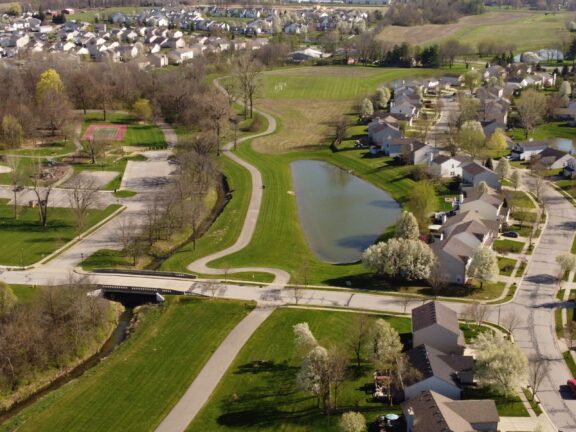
[188,307,411,432]
[1,297,254,432]
[0,201,120,266]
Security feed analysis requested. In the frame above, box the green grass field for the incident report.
[0,201,120,266]
[188,308,411,432]
[1,298,254,432]
[510,121,576,142]
[377,10,573,53]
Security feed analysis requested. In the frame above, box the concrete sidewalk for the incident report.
[155,306,275,432]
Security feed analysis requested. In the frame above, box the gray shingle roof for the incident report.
[411,302,461,335]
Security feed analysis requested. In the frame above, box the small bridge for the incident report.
[92,285,184,306]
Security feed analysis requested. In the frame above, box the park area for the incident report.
[81,112,165,149]
[0,298,254,432]
[0,200,119,266]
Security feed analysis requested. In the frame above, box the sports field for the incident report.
[377,10,572,52]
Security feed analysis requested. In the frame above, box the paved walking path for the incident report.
[187,97,289,287]
[155,306,275,432]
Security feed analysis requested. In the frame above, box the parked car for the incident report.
[567,379,576,397]
[502,231,519,238]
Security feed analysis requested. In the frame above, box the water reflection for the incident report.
[291,160,401,263]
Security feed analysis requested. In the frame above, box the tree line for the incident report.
[0,281,113,408]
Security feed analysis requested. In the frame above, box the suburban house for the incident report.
[432,211,499,284]
[403,140,438,165]
[459,188,509,223]
[532,147,575,170]
[461,162,501,191]
[404,344,474,401]
[402,390,499,432]
[411,302,465,355]
[428,155,471,178]
[367,117,402,151]
[510,140,548,161]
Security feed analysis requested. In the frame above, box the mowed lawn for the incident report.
[254,66,449,153]
[2,298,254,432]
[188,308,412,432]
[207,141,417,286]
[0,201,119,266]
[82,112,166,149]
[377,10,571,52]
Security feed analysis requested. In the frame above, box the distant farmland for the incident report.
[377,10,573,52]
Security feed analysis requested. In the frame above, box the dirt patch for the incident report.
[252,99,354,153]
[377,11,528,45]
[61,171,118,190]
[0,165,12,174]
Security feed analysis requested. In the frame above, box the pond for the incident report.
[551,138,576,154]
[290,160,401,264]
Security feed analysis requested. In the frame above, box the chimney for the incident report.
[406,407,414,432]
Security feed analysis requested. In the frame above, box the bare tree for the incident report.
[30,159,53,227]
[428,261,447,297]
[463,301,489,327]
[235,53,261,119]
[502,311,522,335]
[327,347,349,410]
[6,157,24,219]
[516,89,547,139]
[347,314,370,369]
[399,294,411,314]
[290,285,305,305]
[82,138,108,165]
[67,176,99,232]
[527,357,549,401]
[330,116,349,152]
[206,280,220,297]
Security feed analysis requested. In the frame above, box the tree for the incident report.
[362,238,435,281]
[486,129,508,155]
[369,319,403,368]
[463,301,489,327]
[559,80,572,98]
[82,139,108,165]
[30,159,53,227]
[297,346,331,413]
[1,115,24,149]
[347,314,370,368]
[330,116,349,152]
[458,120,486,158]
[502,311,522,334]
[516,89,547,138]
[475,180,489,193]
[474,331,528,397]
[463,71,480,93]
[467,246,499,288]
[394,211,420,240]
[235,54,261,119]
[427,261,447,297]
[132,98,153,121]
[6,157,24,219]
[407,181,437,229]
[327,347,349,409]
[293,322,318,357]
[36,69,72,136]
[339,412,366,432]
[373,87,391,110]
[496,158,511,181]
[527,357,549,401]
[67,176,99,233]
[556,253,576,280]
[510,169,522,190]
[360,98,374,122]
